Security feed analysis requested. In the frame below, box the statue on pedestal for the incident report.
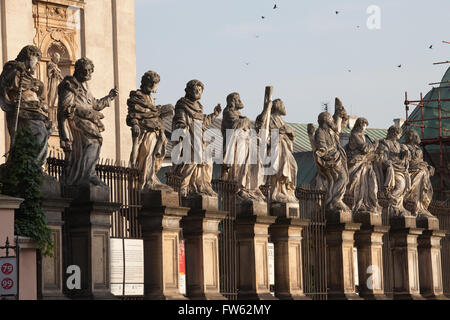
[222,92,265,202]
[346,117,381,214]
[404,129,435,217]
[47,52,63,108]
[376,125,411,217]
[310,98,350,213]
[0,45,52,162]
[127,71,174,191]
[171,80,221,197]
[256,98,297,203]
[57,58,118,187]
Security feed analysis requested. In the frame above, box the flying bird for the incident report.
[429,45,433,49]
[348,69,352,72]
[273,4,277,9]
[261,16,265,19]
[398,64,402,68]
[335,11,339,15]
[356,25,360,29]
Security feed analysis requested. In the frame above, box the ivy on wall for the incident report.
[0,128,53,256]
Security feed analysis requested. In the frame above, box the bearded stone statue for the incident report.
[127,71,174,192]
[222,92,265,203]
[310,98,350,214]
[404,129,435,217]
[376,125,411,217]
[0,45,52,163]
[58,58,118,189]
[171,79,222,197]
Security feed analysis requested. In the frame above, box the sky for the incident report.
[135,0,450,129]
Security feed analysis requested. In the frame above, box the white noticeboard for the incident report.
[268,243,275,290]
[0,257,17,296]
[110,239,144,296]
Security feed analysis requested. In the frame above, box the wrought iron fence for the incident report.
[212,179,239,300]
[46,156,142,239]
[296,186,328,300]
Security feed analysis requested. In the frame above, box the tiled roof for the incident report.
[163,117,388,158]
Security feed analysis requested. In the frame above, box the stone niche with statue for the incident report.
[33,0,82,155]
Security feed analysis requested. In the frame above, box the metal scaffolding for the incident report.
[404,41,450,200]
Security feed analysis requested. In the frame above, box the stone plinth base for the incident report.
[417,216,447,300]
[181,195,227,300]
[64,184,110,202]
[269,215,309,300]
[271,202,300,219]
[140,190,189,300]
[389,216,424,300]
[237,199,267,216]
[326,209,362,300]
[353,211,389,300]
[63,186,120,299]
[236,214,277,300]
[40,194,71,300]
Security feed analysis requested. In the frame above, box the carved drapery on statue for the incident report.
[256,98,297,203]
[404,129,435,217]
[309,98,350,214]
[0,45,52,162]
[47,52,63,108]
[171,80,222,197]
[222,92,265,202]
[375,125,411,217]
[346,117,381,214]
[57,58,117,187]
[127,71,174,191]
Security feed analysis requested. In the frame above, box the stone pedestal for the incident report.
[139,190,189,300]
[417,216,447,299]
[271,202,300,219]
[40,197,71,300]
[326,210,362,300]
[39,176,71,300]
[353,211,389,300]
[63,185,121,299]
[389,216,424,300]
[181,195,227,300]
[269,214,309,300]
[235,201,277,300]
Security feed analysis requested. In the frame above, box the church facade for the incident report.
[0,0,136,162]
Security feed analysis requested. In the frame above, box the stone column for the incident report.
[353,212,389,299]
[326,210,362,300]
[269,216,309,300]
[63,186,121,299]
[181,195,227,300]
[235,200,277,300]
[417,216,447,299]
[139,190,189,300]
[39,176,71,300]
[389,216,424,300]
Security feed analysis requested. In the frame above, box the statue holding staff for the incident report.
[256,95,298,203]
[222,92,265,202]
[0,45,52,162]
